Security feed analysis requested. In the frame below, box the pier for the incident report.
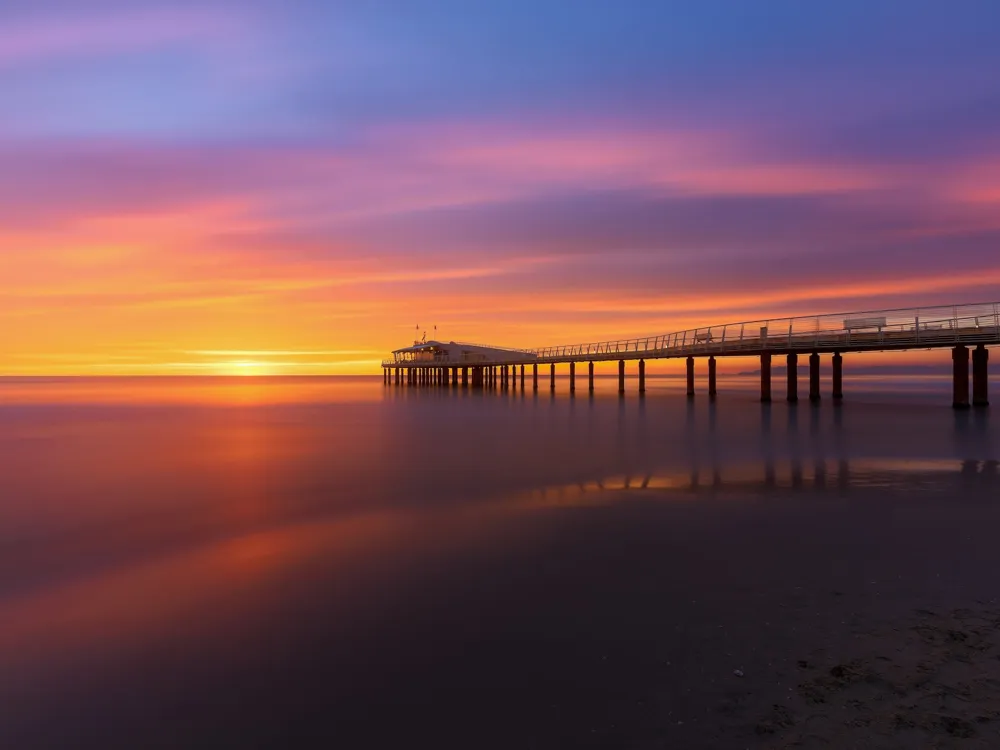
[382,302,998,408]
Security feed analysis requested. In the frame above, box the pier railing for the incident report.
[525,302,1000,361]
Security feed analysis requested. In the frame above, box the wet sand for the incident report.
[762,606,1000,748]
[4,479,1000,748]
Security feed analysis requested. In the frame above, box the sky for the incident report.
[2,0,999,375]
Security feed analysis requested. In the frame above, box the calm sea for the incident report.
[1,375,996,748]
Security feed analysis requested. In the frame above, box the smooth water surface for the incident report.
[1,375,997,748]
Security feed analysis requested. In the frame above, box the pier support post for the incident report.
[639,359,646,394]
[686,356,694,397]
[532,364,538,392]
[452,367,458,387]
[786,353,798,403]
[953,345,970,409]
[550,363,556,391]
[570,361,576,393]
[708,356,717,398]
[618,359,625,395]
[520,365,525,391]
[588,361,594,392]
[760,353,772,403]
[809,354,820,402]
[973,345,989,407]
[832,353,843,400]
[462,367,468,387]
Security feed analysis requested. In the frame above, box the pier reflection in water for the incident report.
[523,458,1000,508]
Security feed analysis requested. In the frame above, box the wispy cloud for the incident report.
[0,9,241,70]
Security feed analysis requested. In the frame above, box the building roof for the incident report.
[391,340,535,360]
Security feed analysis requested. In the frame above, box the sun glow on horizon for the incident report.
[226,360,268,376]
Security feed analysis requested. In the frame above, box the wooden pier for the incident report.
[383,302,998,408]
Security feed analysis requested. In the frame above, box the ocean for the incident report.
[1,375,997,748]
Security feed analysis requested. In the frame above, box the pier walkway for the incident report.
[382,302,999,408]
